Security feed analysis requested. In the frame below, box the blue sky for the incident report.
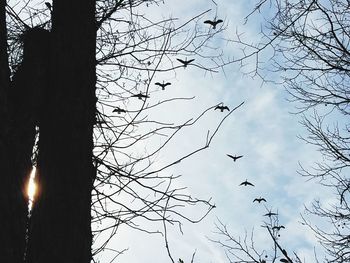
[94,1,335,263]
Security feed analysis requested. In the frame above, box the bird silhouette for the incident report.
[272,225,285,231]
[177,58,195,68]
[131,93,150,100]
[239,179,254,186]
[155,81,171,90]
[204,19,223,29]
[227,154,243,162]
[253,197,267,203]
[264,211,278,217]
[215,105,230,112]
[113,107,126,114]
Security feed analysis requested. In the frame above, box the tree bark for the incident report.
[28,0,97,262]
[0,1,29,262]
[0,0,14,261]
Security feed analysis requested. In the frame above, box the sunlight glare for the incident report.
[27,166,37,212]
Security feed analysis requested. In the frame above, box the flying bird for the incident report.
[177,58,195,68]
[131,93,150,100]
[239,179,254,186]
[264,211,278,217]
[155,81,171,90]
[113,107,126,114]
[204,19,223,29]
[227,154,243,162]
[272,225,285,231]
[253,197,267,203]
[215,105,230,112]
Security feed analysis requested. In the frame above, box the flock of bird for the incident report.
[112,56,196,112]
[226,152,286,235]
[111,13,284,226]
[111,15,290,262]
[112,17,225,115]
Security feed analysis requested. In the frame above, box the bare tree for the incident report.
[211,215,304,263]
[2,0,242,262]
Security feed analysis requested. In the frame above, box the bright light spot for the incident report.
[27,166,37,212]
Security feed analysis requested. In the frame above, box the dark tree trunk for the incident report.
[0,1,29,262]
[28,0,97,262]
[0,0,14,261]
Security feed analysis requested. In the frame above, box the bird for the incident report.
[239,179,254,186]
[272,225,285,231]
[155,81,171,90]
[263,211,278,217]
[253,197,267,203]
[113,107,126,114]
[204,19,223,29]
[227,154,243,162]
[177,58,195,68]
[131,93,150,100]
[215,105,230,112]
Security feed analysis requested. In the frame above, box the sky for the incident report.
[94,1,335,263]
[7,0,338,262]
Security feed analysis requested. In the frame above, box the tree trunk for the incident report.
[0,1,29,262]
[0,0,14,261]
[28,0,97,262]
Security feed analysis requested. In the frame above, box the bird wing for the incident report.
[236,155,243,160]
[215,106,221,110]
[223,106,230,111]
[261,198,266,202]
[112,108,119,112]
[177,58,186,64]
[187,59,195,64]
[266,212,277,216]
[240,180,253,186]
[227,154,234,159]
[155,82,162,86]
[216,19,223,23]
[165,82,171,86]
[204,20,214,25]
[253,198,258,202]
